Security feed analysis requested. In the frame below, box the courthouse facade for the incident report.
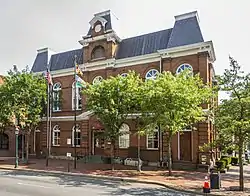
[25,10,216,168]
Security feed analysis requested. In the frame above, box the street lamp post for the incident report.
[15,127,19,168]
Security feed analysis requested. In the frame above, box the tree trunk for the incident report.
[167,133,173,176]
[239,139,244,191]
[111,141,115,171]
[25,135,29,164]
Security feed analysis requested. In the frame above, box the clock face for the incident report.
[95,24,102,33]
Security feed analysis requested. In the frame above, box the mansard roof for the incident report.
[31,11,204,73]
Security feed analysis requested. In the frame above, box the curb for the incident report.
[0,166,218,196]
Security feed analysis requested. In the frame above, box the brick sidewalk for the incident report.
[0,158,250,195]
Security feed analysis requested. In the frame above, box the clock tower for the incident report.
[79,10,121,64]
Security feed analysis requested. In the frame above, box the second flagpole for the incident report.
[74,55,77,169]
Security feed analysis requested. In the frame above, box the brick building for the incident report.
[29,10,216,168]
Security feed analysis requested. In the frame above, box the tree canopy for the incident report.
[215,57,250,191]
[140,71,213,175]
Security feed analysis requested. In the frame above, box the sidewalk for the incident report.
[0,158,249,196]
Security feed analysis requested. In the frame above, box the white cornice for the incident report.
[41,111,93,122]
[175,11,199,22]
[79,32,121,47]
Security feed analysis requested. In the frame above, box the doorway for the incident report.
[93,132,105,155]
[180,131,192,161]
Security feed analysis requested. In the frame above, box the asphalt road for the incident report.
[0,169,201,196]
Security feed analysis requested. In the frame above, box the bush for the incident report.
[221,156,231,166]
[216,160,226,170]
[231,157,239,165]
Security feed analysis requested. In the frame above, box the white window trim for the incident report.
[52,125,60,146]
[72,125,81,147]
[176,63,193,75]
[145,69,159,80]
[92,76,103,84]
[146,127,159,150]
[72,82,82,111]
[120,73,128,77]
[52,82,62,112]
[118,124,130,149]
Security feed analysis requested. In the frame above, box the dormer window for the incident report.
[91,46,105,60]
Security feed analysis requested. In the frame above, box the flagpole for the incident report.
[74,55,77,169]
[46,67,50,167]
[49,83,52,158]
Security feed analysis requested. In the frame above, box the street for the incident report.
[0,169,201,196]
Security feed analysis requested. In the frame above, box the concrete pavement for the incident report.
[0,169,202,196]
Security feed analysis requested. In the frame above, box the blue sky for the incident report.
[0,0,249,79]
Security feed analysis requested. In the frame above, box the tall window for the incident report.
[176,63,193,75]
[72,124,81,147]
[0,133,8,150]
[72,82,82,110]
[52,125,60,146]
[145,69,159,80]
[119,124,130,148]
[91,46,105,60]
[52,82,62,111]
[147,127,159,149]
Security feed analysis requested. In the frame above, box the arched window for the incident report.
[0,133,9,150]
[119,124,130,148]
[120,73,128,77]
[72,82,82,110]
[145,69,159,80]
[92,76,103,85]
[147,127,159,149]
[91,46,105,60]
[52,125,60,146]
[72,124,81,147]
[176,63,193,75]
[52,82,62,111]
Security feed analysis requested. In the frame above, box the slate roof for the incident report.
[31,12,204,73]
[31,51,48,72]
[49,49,83,71]
[167,16,203,48]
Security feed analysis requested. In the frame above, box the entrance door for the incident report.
[93,132,105,155]
[180,131,192,161]
[35,131,41,156]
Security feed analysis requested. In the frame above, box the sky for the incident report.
[0,0,249,77]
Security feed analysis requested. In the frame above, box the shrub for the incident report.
[216,160,226,170]
[221,156,231,166]
[231,157,239,165]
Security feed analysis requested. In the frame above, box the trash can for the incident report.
[210,173,221,189]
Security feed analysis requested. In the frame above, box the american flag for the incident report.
[45,67,53,85]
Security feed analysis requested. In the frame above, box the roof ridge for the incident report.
[51,48,82,57]
[121,28,173,41]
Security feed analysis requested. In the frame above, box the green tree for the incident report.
[141,71,213,176]
[215,57,250,191]
[84,71,142,170]
[0,66,47,162]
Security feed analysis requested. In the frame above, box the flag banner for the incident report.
[76,64,83,77]
[45,68,53,85]
[75,75,86,88]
